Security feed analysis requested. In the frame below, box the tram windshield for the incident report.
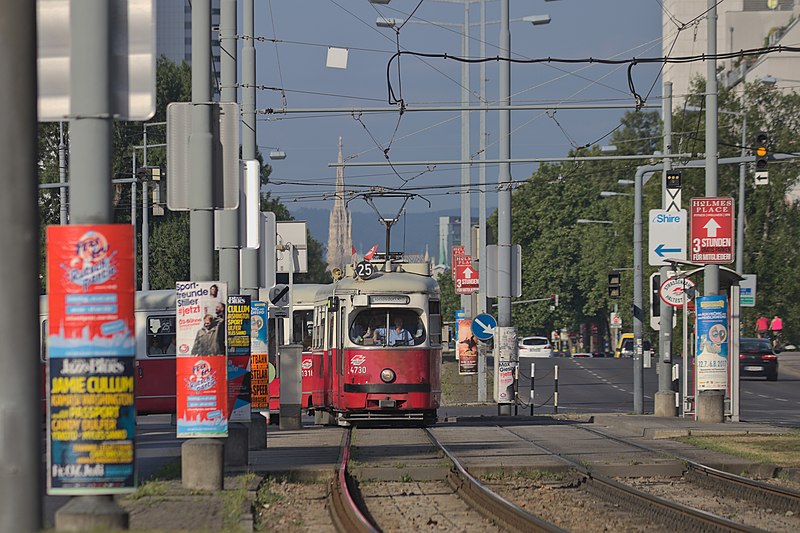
[350,309,426,347]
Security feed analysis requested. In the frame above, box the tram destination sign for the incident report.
[690,197,734,264]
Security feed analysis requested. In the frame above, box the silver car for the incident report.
[518,336,553,357]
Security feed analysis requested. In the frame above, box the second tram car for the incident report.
[310,257,442,425]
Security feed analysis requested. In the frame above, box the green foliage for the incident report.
[508,80,800,346]
[436,270,460,321]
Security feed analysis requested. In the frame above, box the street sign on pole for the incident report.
[739,274,756,307]
[648,209,687,266]
[690,197,735,264]
[659,277,696,307]
[471,313,496,340]
[37,0,156,121]
[455,263,479,295]
[167,102,240,210]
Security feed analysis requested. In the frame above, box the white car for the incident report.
[518,336,553,358]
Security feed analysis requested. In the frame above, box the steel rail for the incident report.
[578,424,800,515]
[328,428,379,533]
[424,428,566,533]
[502,426,766,533]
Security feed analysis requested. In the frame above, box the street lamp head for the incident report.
[376,16,403,28]
[522,15,551,26]
[758,75,777,86]
[600,145,617,153]
[600,191,632,198]
[269,150,286,160]
[368,0,391,4]
[617,179,634,186]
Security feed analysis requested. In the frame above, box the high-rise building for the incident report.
[662,1,799,103]
[155,1,221,83]
[438,215,477,268]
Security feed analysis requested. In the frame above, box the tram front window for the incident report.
[350,309,425,347]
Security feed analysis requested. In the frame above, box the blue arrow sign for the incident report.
[471,313,497,340]
[655,243,682,257]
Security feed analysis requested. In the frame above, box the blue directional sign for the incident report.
[471,313,497,340]
[649,209,687,266]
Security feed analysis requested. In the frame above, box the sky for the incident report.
[253,1,665,240]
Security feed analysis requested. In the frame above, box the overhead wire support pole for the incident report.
[218,0,240,295]
[241,0,259,298]
[497,0,513,416]
[0,2,41,531]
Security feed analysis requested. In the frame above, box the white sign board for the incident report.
[739,274,756,307]
[659,277,696,307]
[649,209,687,266]
[37,0,156,121]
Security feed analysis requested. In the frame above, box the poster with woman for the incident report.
[457,319,478,375]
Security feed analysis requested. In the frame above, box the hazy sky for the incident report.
[254,1,664,235]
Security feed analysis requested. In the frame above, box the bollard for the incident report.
[696,389,724,423]
[224,423,249,466]
[249,413,267,450]
[279,344,302,430]
[529,362,535,416]
[553,365,559,414]
[182,439,224,490]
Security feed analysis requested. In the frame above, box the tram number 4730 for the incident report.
[350,366,367,374]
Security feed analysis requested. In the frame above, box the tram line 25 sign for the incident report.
[690,197,734,264]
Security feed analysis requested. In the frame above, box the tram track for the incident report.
[328,426,565,533]
[500,425,797,533]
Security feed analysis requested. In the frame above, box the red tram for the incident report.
[309,256,442,425]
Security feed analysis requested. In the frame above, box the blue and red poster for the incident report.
[46,224,136,495]
[176,281,228,437]
[695,295,729,391]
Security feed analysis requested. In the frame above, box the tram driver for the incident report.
[373,315,414,346]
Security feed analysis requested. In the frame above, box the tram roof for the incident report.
[333,269,440,295]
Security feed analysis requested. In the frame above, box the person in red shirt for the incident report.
[769,315,783,347]
[756,316,769,338]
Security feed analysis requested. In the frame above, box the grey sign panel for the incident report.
[166,102,240,211]
[485,244,522,298]
[37,0,156,121]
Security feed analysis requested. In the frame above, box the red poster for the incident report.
[175,356,228,436]
[46,225,135,357]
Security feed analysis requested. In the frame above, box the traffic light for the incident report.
[755,131,769,171]
[549,294,556,306]
[608,271,621,299]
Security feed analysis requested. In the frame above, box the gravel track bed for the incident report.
[483,476,656,532]
[358,480,503,532]
[622,476,800,532]
[254,479,336,533]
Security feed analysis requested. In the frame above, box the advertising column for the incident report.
[175,281,228,437]
[226,295,252,422]
[695,295,729,391]
[46,225,136,494]
[250,301,269,412]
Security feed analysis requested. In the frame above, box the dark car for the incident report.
[739,337,779,381]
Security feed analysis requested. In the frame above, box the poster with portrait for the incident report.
[457,319,478,375]
[226,295,251,422]
[695,295,729,391]
[46,224,136,494]
[250,301,270,411]
[175,281,228,437]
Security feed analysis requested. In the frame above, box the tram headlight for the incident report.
[380,368,396,383]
